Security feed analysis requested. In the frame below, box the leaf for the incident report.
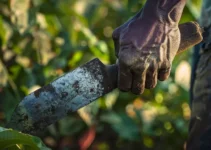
[0,127,50,150]
[2,88,18,122]
[0,16,6,46]
[186,0,202,19]
[38,3,63,15]
[101,112,140,140]
[10,0,31,34]
[58,117,85,136]
[0,60,8,87]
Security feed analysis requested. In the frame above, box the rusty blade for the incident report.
[7,58,117,134]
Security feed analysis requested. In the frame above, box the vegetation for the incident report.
[0,0,202,149]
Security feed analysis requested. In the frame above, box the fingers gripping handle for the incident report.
[107,22,203,88]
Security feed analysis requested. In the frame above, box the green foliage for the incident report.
[101,112,140,140]
[0,0,202,149]
[0,127,49,150]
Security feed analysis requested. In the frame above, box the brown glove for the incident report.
[112,0,203,94]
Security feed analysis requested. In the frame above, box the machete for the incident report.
[7,22,203,134]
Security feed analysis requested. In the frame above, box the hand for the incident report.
[113,0,187,94]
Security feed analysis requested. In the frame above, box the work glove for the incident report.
[112,0,202,94]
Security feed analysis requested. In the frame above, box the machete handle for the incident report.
[107,21,203,88]
[178,21,203,54]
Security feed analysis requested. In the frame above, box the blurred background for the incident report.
[0,0,202,149]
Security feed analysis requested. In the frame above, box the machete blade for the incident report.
[7,58,117,134]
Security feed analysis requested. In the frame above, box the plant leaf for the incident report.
[0,127,50,150]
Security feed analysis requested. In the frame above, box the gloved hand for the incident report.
[112,0,198,94]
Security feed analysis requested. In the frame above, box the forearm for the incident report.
[141,0,186,25]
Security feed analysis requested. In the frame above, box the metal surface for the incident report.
[7,58,117,134]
